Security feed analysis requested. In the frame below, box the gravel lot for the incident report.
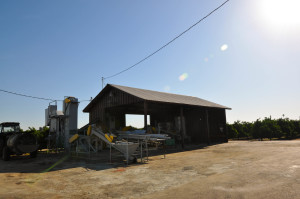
[1,141,300,199]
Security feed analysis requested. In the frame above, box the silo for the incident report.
[63,97,79,150]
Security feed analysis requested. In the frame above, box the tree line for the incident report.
[20,116,300,144]
[21,126,49,149]
[226,116,300,140]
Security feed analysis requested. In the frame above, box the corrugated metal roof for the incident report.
[109,84,230,109]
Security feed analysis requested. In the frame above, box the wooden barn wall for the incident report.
[145,104,228,144]
[184,108,207,143]
[105,109,126,130]
[150,107,180,126]
[87,87,228,143]
[184,108,227,143]
[89,87,142,125]
[207,109,227,142]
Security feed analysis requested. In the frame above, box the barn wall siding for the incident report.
[89,87,142,125]
[86,85,228,143]
[184,108,207,143]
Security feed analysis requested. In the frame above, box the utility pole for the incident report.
[102,77,104,89]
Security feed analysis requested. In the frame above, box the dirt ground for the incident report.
[1,141,300,199]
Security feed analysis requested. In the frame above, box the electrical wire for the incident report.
[0,89,61,101]
[0,88,92,102]
[104,0,229,80]
[0,1,229,101]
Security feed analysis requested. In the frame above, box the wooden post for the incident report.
[144,101,148,130]
[180,107,185,149]
[206,109,211,145]
[224,109,228,142]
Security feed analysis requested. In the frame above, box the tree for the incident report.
[227,123,238,139]
[25,126,49,149]
[227,117,299,140]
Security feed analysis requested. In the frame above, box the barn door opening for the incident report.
[125,114,150,128]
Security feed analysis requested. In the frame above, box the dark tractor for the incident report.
[0,122,39,161]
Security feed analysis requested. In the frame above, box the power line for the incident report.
[0,88,92,102]
[0,89,61,101]
[104,0,230,80]
[0,1,229,101]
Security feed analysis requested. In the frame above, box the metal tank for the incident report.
[45,97,79,151]
[62,97,79,150]
[0,122,39,161]
[7,133,38,154]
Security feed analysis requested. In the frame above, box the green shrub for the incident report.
[227,116,299,140]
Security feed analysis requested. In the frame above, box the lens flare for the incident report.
[179,73,188,81]
[42,154,70,173]
[220,44,228,51]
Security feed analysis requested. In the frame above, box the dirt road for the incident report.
[1,141,300,199]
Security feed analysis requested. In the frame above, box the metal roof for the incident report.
[83,84,231,112]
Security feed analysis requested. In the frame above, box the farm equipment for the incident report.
[69,125,140,163]
[0,122,39,161]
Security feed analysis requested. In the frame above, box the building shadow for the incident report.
[0,142,226,174]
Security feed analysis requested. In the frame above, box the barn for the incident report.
[83,84,231,144]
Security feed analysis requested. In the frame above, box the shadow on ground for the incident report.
[0,142,223,174]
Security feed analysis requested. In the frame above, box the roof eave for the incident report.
[83,84,232,111]
[82,84,112,112]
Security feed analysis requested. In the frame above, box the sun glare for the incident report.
[179,73,188,81]
[260,0,300,29]
[220,44,228,51]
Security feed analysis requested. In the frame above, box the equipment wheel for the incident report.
[30,150,38,158]
[0,138,4,154]
[2,146,10,161]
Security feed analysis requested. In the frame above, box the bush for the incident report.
[227,116,300,140]
[24,126,49,149]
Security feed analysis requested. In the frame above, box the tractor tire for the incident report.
[30,150,38,158]
[2,146,10,161]
[0,138,4,154]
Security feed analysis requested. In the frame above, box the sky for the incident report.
[0,0,300,130]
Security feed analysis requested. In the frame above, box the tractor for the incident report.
[0,122,39,161]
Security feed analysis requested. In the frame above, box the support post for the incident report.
[141,140,143,163]
[127,142,129,165]
[180,107,185,149]
[146,140,148,161]
[206,109,211,145]
[224,109,228,142]
[110,143,112,163]
[144,101,148,130]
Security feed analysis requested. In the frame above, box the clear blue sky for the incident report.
[1,0,299,130]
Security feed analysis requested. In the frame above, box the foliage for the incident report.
[23,126,49,149]
[227,116,300,140]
